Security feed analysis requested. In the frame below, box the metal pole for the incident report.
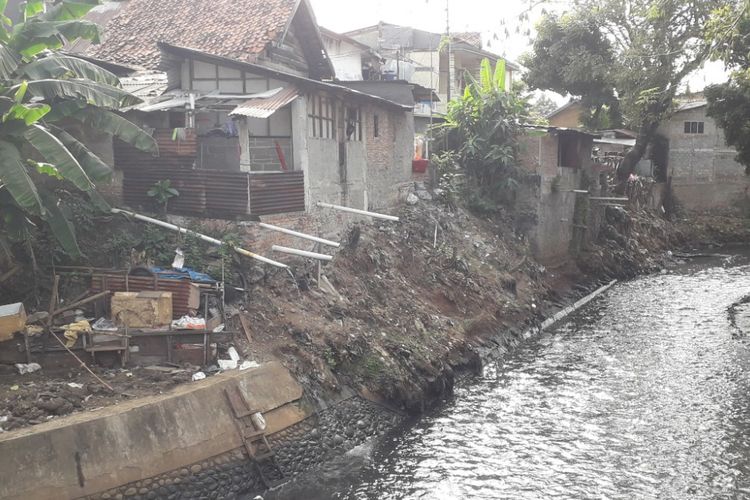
[111,208,288,269]
[316,201,400,221]
[272,245,333,262]
[259,222,340,248]
[445,0,451,102]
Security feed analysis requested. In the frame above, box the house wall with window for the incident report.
[660,103,750,211]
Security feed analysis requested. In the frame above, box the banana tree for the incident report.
[436,58,525,207]
[0,0,157,258]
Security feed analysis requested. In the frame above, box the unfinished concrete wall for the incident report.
[0,363,306,500]
[518,134,560,178]
[661,106,750,211]
[517,131,592,264]
[518,167,581,265]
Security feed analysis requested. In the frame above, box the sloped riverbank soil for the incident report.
[2,203,748,427]
[230,203,744,414]
[229,203,551,413]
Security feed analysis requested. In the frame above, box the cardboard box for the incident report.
[188,283,200,310]
[0,302,26,342]
[111,292,172,328]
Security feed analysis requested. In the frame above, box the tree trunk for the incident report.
[618,101,669,182]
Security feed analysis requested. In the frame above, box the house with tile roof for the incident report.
[342,22,519,113]
[66,0,419,240]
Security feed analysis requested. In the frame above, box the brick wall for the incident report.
[362,104,414,210]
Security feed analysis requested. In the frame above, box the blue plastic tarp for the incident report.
[149,267,217,284]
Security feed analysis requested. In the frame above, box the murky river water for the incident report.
[272,252,750,499]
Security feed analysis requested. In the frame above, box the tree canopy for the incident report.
[705,1,750,174]
[0,0,157,258]
[523,0,732,179]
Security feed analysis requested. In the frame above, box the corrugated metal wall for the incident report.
[249,171,305,215]
[116,129,305,218]
[90,274,195,319]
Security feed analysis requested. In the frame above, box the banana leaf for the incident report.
[23,55,121,87]
[0,139,44,214]
[55,129,112,182]
[12,20,100,57]
[24,78,141,109]
[76,108,158,152]
[40,189,81,256]
[0,45,20,79]
[494,59,506,93]
[24,124,95,191]
[43,0,100,22]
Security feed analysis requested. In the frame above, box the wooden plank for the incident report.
[239,314,253,345]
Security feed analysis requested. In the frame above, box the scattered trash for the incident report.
[91,317,118,332]
[239,360,260,371]
[416,189,433,201]
[406,192,419,205]
[171,248,185,269]
[191,371,206,381]
[227,346,240,362]
[171,315,206,330]
[67,383,84,389]
[9,385,18,391]
[24,325,44,336]
[62,319,92,347]
[145,366,187,374]
[250,412,266,431]
[15,363,41,375]
[25,311,49,324]
[218,359,238,370]
[212,324,225,333]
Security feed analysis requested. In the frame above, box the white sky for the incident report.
[310,0,531,60]
[309,0,729,101]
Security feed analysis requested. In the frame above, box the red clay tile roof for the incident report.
[453,32,482,49]
[78,0,298,69]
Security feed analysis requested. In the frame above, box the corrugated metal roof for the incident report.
[594,137,636,147]
[675,100,707,113]
[230,86,300,118]
[120,71,169,98]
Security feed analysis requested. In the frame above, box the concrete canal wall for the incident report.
[0,362,402,499]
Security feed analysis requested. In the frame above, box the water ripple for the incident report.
[277,256,750,500]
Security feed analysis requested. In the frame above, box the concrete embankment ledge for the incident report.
[0,362,307,499]
[0,361,402,500]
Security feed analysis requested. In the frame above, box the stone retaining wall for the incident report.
[0,357,403,500]
[0,363,304,500]
[82,397,402,500]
